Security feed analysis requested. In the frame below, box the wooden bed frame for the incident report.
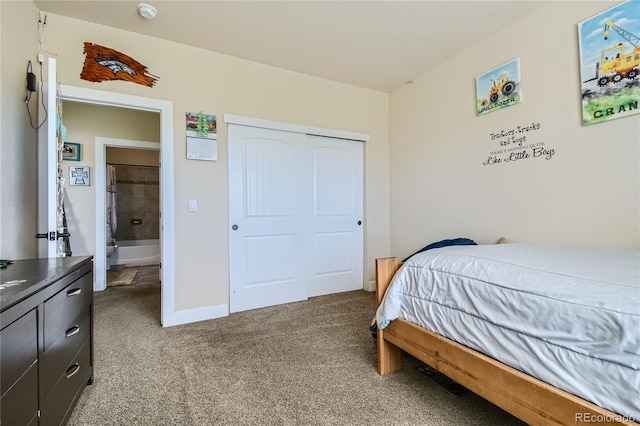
[375,256,638,426]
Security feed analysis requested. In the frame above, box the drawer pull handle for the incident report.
[65,363,80,379]
[66,325,80,338]
[67,288,82,296]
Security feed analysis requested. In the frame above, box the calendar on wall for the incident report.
[186,112,217,161]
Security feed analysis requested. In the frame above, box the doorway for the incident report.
[57,84,177,327]
[102,144,161,289]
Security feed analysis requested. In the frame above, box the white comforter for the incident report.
[376,243,640,419]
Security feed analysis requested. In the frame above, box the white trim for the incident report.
[95,138,160,291]
[223,114,369,142]
[59,85,176,328]
[163,304,229,327]
[36,59,58,258]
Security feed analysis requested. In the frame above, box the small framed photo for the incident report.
[63,142,81,161]
[69,166,90,186]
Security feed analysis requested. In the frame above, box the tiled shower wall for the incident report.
[114,165,159,241]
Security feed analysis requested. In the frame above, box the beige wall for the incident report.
[60,102,160,257]
[0,1,40,259]
[389,1,639,260]
[107,147,160,167]
[35,12,390,313]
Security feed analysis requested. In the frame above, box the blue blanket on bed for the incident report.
[402,238,476,262]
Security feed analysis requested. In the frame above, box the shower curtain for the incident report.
[106,164,118,247]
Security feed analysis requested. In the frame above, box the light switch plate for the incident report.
[188,199,197,212]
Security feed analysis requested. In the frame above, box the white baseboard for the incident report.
[163,303,229,327]
[367,280,376,292]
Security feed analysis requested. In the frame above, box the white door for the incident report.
[229,125,364,312]
[308,135,363,297]
[36,58,60,258]
[229,125,310,313]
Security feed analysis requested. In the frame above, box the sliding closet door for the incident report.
[308,135,363,297]
[228,125,310,313]
[229,125,364,313]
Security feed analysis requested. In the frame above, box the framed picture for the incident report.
[578,0,640,126]
[476,58,522,116]
[63,142,81,161]
[69,166,90,186]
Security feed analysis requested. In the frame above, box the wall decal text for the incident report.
[482,122,556,166]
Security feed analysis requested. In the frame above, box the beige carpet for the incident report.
[68,283,525,426]
[106,268,138,286]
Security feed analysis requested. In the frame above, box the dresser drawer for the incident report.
[42,310,91,398]
[1,309,37,396]
[44,271,92,350]
[0,361,38,426]
[41,338,91,426]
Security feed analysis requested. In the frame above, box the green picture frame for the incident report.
[63,142,81,161]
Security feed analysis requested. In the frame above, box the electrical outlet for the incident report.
[37,53,44,64]
[188,200,197,212]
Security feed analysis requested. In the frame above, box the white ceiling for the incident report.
[34,1,551,93]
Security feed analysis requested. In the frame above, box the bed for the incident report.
[375,242,639,425]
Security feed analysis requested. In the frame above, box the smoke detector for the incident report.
[137,3,157,20]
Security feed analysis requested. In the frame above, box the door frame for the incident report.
[36,58,58,258]
[59,84,176,327]
[95,138,160,290]
[223,114,369,142]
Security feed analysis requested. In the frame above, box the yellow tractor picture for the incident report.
[591,21,640,86]
[488,72,516,103]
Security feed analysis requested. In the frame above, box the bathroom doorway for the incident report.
[95,138,161,293]
[105,147,161,289]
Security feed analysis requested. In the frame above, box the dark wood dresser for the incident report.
[1,256,93,426]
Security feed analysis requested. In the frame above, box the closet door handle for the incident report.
[66,325,80,338]
[65,363,80,379]
[232,224,238,231]
[67,288,82,297]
